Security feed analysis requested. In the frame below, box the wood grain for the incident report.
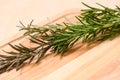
[0,9,87,80]
[0,8,120,80]
[42,36,120,80]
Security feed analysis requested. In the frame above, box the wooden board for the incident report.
[0,9,120,80]
[42,36,120,80]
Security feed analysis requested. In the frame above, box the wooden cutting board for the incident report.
[0,9,120,80]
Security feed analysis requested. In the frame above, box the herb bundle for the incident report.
[0,3,120,74]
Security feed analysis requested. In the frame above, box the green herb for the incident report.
[0,3,120,74]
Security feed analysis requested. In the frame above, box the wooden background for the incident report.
[0,0,119,42]
[0,0,120,80]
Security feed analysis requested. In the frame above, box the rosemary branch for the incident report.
[0,3,120,74]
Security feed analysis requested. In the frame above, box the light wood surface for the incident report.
[0,0,119,42]
[0,10,84,80]
[0,1,120,80]
[42,36,120,80]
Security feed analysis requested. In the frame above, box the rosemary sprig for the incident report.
[0,3,120,74]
